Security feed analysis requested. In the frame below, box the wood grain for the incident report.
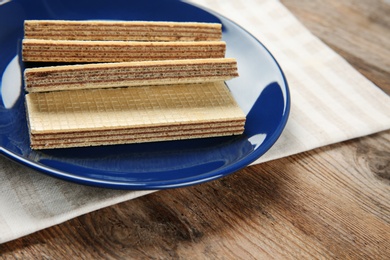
[1,0,389,259]
[281,0,390,94]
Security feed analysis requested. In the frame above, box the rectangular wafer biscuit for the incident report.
[24,20,222,41]
[25,81,246,149]
[26,81,245,134]
[24,58,238,92]
[22,39,226,63]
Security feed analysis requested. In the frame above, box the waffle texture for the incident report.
[26,81,245,149]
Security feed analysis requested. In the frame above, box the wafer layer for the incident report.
[30,126,244,149]
[26,81,246,149]
[24,20,222,41]
[22,39,226,63]
[24,58,238,92]
[32,122,243,139]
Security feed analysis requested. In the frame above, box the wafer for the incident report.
[22,39,226,63]
[25,81,246,149]
[24,58,238,92]
[24,20,222,41]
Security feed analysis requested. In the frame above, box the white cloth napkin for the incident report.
[1,0,389,244]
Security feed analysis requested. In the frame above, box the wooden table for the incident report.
[2,0,389,258]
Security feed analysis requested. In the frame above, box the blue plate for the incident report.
[0,0,290,189]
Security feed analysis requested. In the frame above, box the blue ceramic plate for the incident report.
[0,0,290,189]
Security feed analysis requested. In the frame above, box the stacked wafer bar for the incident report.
[23,20,245,149]
[22,39,226,63]
[26,82,245,149]
[24,20,222,41]
[24,58,238,93]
